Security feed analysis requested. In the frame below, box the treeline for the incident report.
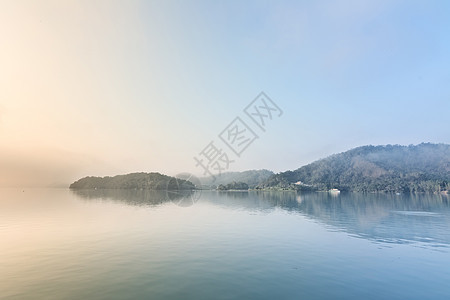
[69,172,195,190]
[201,169,273,188]
[217,181,249,191]
[257,143,450,193]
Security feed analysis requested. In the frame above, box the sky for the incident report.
[1,0,449,187]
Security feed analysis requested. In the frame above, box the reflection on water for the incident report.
[2,188,450,300]
[73,189,450,248]
[293,192,450,248]
[72,189,199,207]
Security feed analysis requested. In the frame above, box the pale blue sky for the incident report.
[1,0,449,186]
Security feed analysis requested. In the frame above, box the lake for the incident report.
[1,188,450,299]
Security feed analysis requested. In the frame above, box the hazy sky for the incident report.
[1,0,449,187]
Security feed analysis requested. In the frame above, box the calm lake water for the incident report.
[1,189,450,299]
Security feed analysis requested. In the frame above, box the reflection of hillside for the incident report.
[203,191,299,211]
[206,191,450,247]
[296,193,450,246]
[71,189,195,207]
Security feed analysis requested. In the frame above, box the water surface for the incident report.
[1,189,450,299]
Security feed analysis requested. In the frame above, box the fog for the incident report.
[0,147,116,188]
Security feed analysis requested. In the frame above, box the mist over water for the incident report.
[1,189,450,299]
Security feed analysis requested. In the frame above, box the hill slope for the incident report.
[257,143,450,193]
[69,172,195,190]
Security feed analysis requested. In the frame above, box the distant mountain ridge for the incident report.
[200,169,274,188]
[257,143,450,193]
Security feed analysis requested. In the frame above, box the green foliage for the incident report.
[258,143,450,193]
[217,181,249,190]
[69,172,195,190]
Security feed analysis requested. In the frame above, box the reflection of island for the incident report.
[71,188,197,207]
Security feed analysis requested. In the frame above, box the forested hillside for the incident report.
[257,143,450,193]
[70,172,195,190]
[200,169,273,188]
